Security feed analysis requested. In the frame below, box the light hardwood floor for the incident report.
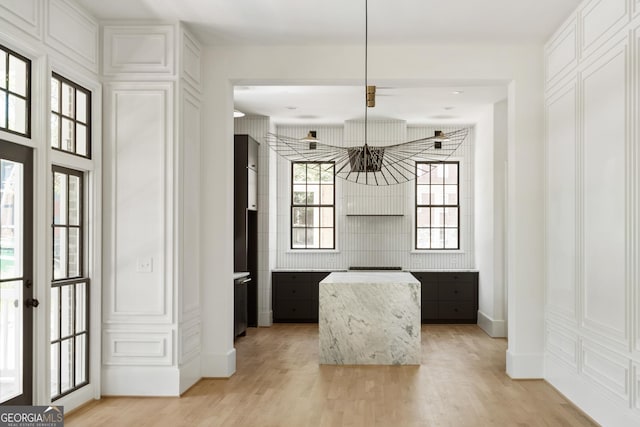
[66,324,598,427]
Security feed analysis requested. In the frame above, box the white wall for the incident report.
[274,122,475,270]
[475,101,508,338]
[0,0,102,411]
[544,0,640,425]
[203,42,545,379]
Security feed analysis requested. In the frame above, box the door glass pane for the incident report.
[61,83,74,118]
[0,280,23,403]
[51,78,59,113]
[50,286,59,341]
[1,159,23,279]
[68,175,80,226]
[53,172,67,225]
[8,94,26,134]
[50,342,59,397]
[76,91,87,123]
[8,55,27,97]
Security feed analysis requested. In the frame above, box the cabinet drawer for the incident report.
[438,301,476,319]
[439,272,474,283]
[275,281,316,300]
[422,300,438,320]
[438,281,475,300]
[273,298,316,321]
[421,281,437,300]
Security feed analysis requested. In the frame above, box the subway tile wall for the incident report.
[273,122,475,270]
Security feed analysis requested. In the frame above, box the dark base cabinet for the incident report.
[272,272,330,322]
[234,276,249,337]
[411,272,479,323]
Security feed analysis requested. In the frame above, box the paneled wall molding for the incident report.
[0,0,42,41]
[545,17,579,91]
[45,0,99,73]
[103,24,176,78]
[103,329,174,366]
[180,25,202,91]
[580,0,630,60]
[580,338,631,404]
[545,0,639,422]
[580,36,630,349]
[179,317,201,364]
[545,322,579,369]
[545,78,578,324]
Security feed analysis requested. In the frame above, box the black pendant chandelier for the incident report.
[265,0,469,185]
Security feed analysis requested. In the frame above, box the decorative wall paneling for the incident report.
[580,0,629,59]
[0,0,42,40]
[581,36,629,348]
[102,23,204,395]
[103,330,173,366]
[544,0,640,424]
[45,0,98,73]
[104,82,174,325]
[546,18,579,91]
[545,81,578,323]
[103,24,175,77]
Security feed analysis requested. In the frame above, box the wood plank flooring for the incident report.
[66,324,598,427]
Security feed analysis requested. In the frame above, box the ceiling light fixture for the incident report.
[233,110,245,118]
[265,0,469,185]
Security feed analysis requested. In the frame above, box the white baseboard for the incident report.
[477,311,507,337]
[102,366,180,396]
[258,310,273,327]
[506,349,544,379]
[201,348,236,378]
[546,354,640,427]
[179,356,201,394]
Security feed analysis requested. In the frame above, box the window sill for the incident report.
[285,249,341,254]
[411,249,466,254]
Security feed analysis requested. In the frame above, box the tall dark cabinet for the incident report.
[234,134,259,327]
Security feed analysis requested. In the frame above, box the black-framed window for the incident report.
[0,44,31,137]
[415,161,460,250]
[51,73,91,158]
[51,166,89,400]
[291,162,335,249]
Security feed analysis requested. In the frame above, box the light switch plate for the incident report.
[136,257,153,273]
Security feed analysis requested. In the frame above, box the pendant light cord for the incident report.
[364,0,368,147]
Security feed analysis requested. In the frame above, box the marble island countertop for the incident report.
[272,268,478,273]
[321,271,420,285]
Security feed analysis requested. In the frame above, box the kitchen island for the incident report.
[319,271,421,365]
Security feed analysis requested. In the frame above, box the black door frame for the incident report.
[0,139,34,406]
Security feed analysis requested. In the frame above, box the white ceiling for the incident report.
[75,0,580,125]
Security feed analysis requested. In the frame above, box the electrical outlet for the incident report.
[136,257,153,273]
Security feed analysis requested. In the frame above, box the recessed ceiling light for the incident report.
[451,90,463,95]
[286,106,298,110]
[444,106,455,110]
